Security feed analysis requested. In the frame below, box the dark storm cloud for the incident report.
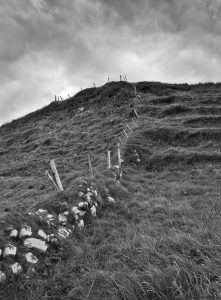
[0,0,221,124]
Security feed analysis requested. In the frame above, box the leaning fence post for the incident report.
[127,124,132,132]
[45,170,59,190]
[134,108,139,118]
[88,154,94,179]
[49,159,64,191]
[55,95,57,102]
[117,143,121,166]
[107,150,111,169]
[123,129,128,138]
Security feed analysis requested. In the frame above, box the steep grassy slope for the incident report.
[0,81,221,299]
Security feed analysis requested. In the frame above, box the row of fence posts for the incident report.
[47,82,140,190]
[54,75,130,102]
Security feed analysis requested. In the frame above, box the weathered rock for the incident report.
[36,209,48,216]
[85,194,92,202]
[19,225,32,238]
[24,238,48,252]
[48,234,59,244]
[0,271,6,282]
[10,229,18,238]
[58,214,67,225]
[58,227,71,239]
[90,205,96,216]
[25,252,38,264]
[78,210,86,217]
[47,214,54,221]
[11,262,22,274]
[0,249,2,256]
[78,202,88,210]
[78,219,84,229]
[3,244,17,257]
[63,211,69,216]
[38,229,47,240]
[71,206,79,214]
[78,191,85,198]
[71,206,86,217]
[107,196,115,203]
[44,214,55,226]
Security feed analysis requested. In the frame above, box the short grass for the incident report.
[0,81,221,299]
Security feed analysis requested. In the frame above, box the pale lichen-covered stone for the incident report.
[107,196,115,203]
[38,229,47,240]
[63,211,69,216]
[0,271,6,282]
[47,214,54,221]
[3,244,17,257]
[25,252,38,264]
[71,206,78,214]
[78,219,84,229]
[48,234,58,244]
[71,206,86,217]
[24,238,48,252]
[45,214,55,226]
[11,262,22,274]
[78,191,84,198]
[90,205,96,216]
[19,225,32,238]
[78,210,86,217]
[58,227,70,239]
[36,209,48,215]
[58,214,67,225]
[10,229,18,238]
[85,194,92,202]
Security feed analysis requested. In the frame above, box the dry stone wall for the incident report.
[0,181,115,283]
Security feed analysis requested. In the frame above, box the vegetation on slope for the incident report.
[0,81,221,299]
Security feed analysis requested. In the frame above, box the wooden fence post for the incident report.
[134,108,139,118]
[45,170,59,190]
[123,129,128,138]
[55,95,57,102]
[88,154,94,179]
[117,143,121,166]
[127,124,132,132]
[49,160,64,191]
[107,150,111,169]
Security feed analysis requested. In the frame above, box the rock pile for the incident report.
[0,181,115,283]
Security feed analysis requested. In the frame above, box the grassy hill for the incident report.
[0,81,221,299]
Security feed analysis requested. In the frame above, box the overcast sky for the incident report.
[0,0,220,125]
